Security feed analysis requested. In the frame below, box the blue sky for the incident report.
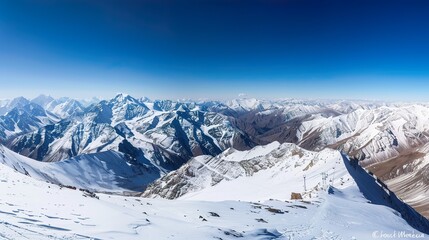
[0,0,429,101]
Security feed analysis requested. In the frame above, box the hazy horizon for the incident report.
[0,92,427,104]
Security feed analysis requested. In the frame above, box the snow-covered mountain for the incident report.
[49,98,85,118]
[78,96,102,107]
[3,94,429,221]
[224,97,387,115]
[34,95,89,119]
[31,94,95,119]
[5,94,255,195]
[0,141,426,239]
[0,102,58,141]
[0,95,91,142]
[143,142,345,200]
[31,94,55,109]
[9,94,254,161]
[0,144,159,192]
[223,102,429,218]
[367,141,429,218]
[294,105,429,163]
[0,96,31,115]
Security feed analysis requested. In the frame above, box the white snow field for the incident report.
[0,143,426,239]
[0,145,156,193]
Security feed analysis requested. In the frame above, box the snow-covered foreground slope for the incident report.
[0,150,425,239]
[0,145,160,192]
[143,142,429,234]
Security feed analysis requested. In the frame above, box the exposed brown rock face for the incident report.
[367,146,429,218]
[290,192,303,200]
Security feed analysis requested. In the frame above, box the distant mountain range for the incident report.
[1,94,429,219]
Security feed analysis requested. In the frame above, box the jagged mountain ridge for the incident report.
[3,94,429,218]
[5,94,256,189]
[0,102,58,141]
[0,96,31,115]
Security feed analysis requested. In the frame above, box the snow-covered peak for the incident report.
[227,97,263,111]
[140,96,152,103]
[0,102,58,140]
[31,94,55,108]
[9,96,30,106]
[51,98,84,118]
[152,99,181,111]
[0,98,10,108]
[112,93,136,103]
[176,104,189,113]
[7,102,46,117]
[0,96,30,115]
[105,94,149,124]
[44,97,69,111]
[78,96,101,107]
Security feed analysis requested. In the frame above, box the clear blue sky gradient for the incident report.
[0,0,429,100]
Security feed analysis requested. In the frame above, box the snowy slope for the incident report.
[143,142,350,200]
[182,146,346,202]
[0,145,425,239]
[143,142,429,234]
[0,145,160,192]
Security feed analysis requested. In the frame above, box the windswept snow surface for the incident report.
[0,145,159,192]
[0,146,424,239]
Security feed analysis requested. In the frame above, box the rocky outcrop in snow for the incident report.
[142,142,348,200]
